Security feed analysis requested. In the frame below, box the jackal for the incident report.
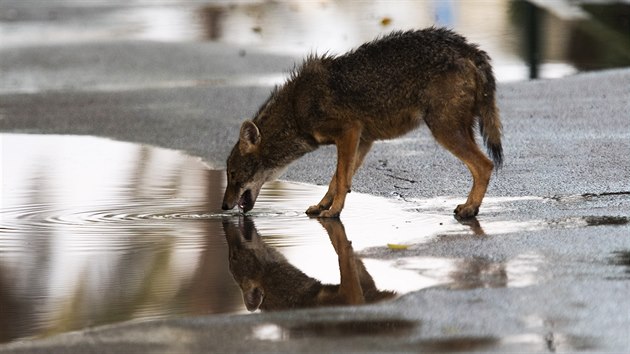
[222,27,503,218]
[222,217,395,311]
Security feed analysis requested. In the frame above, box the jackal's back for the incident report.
[327,28,487,112]
[324,27,502,166]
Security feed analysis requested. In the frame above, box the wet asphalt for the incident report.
[1,38,630,353]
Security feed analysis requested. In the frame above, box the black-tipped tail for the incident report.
[486,140,503,169]
[474,51,503,169]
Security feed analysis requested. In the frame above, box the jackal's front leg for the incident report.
[306,172,337,215]
[306,133,371,217]
[317,125,362,218]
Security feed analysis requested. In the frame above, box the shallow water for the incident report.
[1,133,547,343]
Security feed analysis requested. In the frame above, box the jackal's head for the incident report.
[222,120,275,213]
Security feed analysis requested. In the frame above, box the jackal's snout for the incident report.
[222,184,256,213]
[221,183,239,210]
[221,199,233,211]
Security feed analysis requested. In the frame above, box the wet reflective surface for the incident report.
[2,1,630,81]
[0,134,626,344]
[1,134,243,342]
[0,134,453,343]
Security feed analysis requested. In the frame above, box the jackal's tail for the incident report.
[474,52,503,169]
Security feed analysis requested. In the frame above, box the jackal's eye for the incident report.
[228,171,243,188]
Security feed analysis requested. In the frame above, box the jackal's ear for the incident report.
[239,120,261,154]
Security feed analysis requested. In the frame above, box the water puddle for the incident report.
[0,134,436,343]
[0,133,621,344]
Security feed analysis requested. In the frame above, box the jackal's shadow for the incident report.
[221,217,395,312]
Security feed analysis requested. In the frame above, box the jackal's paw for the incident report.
[306,204,324,215]
[454,204,479,219]
[318,209,341,218]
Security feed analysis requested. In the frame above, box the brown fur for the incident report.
[222,217,395,311]
[222,28,503,218]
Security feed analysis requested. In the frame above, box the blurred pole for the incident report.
[433,0,455,27]
[525,1,541,79]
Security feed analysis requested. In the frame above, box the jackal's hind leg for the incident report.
[452,145,493,219]
[429,119,494,219]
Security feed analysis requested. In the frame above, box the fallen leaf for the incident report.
[387,243,408,250]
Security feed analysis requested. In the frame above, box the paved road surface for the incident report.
[1,36,629,353]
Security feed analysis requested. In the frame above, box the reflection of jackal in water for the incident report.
[222,217,395,311]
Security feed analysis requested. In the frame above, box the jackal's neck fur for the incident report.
[251,57,332,169]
